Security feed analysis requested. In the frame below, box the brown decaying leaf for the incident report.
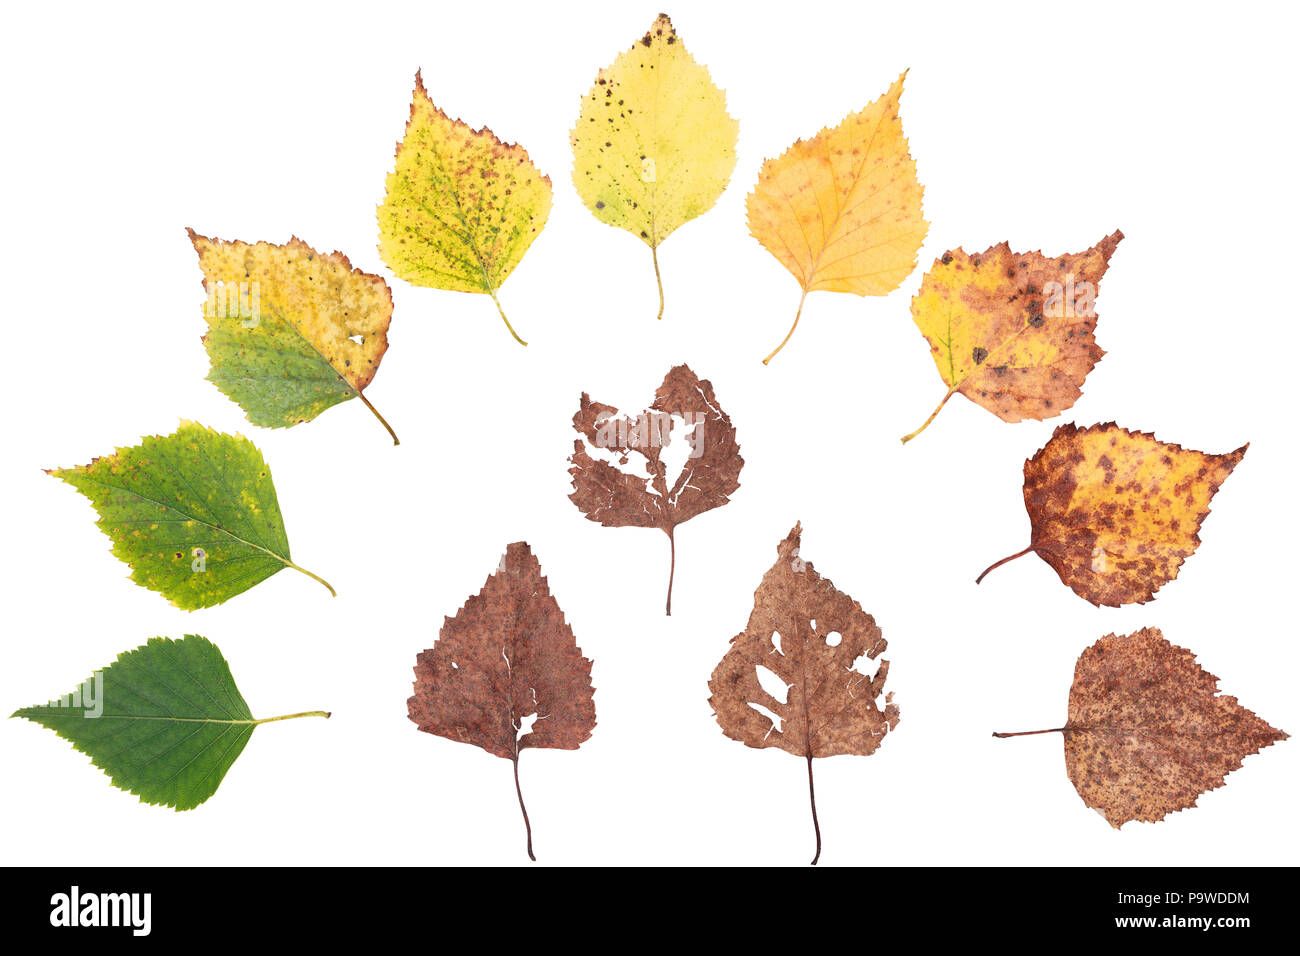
[977,422,1247,606]
[995,628,1287,827]
[568,364,743,615]
[709,523,899,864]
[407,542,595,861]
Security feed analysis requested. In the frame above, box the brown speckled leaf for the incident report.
[407,542,594,860]
[568,364,742,615]
[708,523,899,863]
[996,628,1286,828]
[977,422,1247,606]
[902,231,1123,443]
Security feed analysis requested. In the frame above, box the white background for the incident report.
[2,0,1297,867]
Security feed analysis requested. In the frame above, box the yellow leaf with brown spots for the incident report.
[901,231,1124,443]
[189,230,399,443]
[995,628,1286,827]
[378,72,552,347]
[746,72,927,364]
[978,423,1247,607]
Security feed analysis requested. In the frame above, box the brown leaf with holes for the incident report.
[708,523,899,864]
[977,422,1247,606]
[902,231,1123,443]
[995,628,1286,827]
[568,364,742,615]
[407,542,595,861]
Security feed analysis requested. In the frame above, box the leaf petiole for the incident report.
[357,392,400,445]
[489,289,528,347]
[255,710,332,725]
[763,289,808,365]
[665,527,676,617]
[975,545,1036,585]
[285,561,337,597]
[652,245,665,321]
[900,387,957,444]
[806,753,821,866]
[512,751,536,862]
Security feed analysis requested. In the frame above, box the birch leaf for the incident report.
[47,422,334,609]
[902,231,1124,443]
[977,423,1247,606]
[571,13,738,320]
[709,523,899,864]
[378,72,552,346]
[12,636,329,811]
[995,628,1286,827]
[408,542,595,861]
[568,364,743,615]
[747,72,928,363]
[188,229,399,444]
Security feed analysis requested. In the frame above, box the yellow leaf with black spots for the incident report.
[571,13,738,320]
[378,72,552,346]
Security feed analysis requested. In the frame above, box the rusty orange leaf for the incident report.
[978,423,1247,606]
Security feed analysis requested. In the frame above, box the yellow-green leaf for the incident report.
[571,14,738,320]
[378,72,552,346]
[189,230,399,444]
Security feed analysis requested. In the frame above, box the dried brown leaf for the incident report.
[407,542,595,860]
[568,364,742,615]
[709,523,899,863]
[996,628,1286,827]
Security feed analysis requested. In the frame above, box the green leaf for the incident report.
[48,421,334,609]
[13,636,329,810]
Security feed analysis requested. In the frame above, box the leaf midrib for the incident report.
[67,472,291,570]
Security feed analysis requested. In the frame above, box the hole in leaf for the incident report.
[749,702,783,737]
[756,664,788,704]
[825,631,842,647]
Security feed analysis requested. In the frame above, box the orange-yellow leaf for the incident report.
[746,72,927,363]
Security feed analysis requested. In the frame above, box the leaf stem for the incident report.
[992,727,1066,738]
[255,710,332,725]
[763,289,809,365]
[285,561,337,597]
[900,387,957,444]
[806,753,822,866]
[975,545,1036,585]
[652,245,665,321]
[357,392,400,445]
[665,528,676,616]
[489,290,528,347]
[512,752,535,862]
